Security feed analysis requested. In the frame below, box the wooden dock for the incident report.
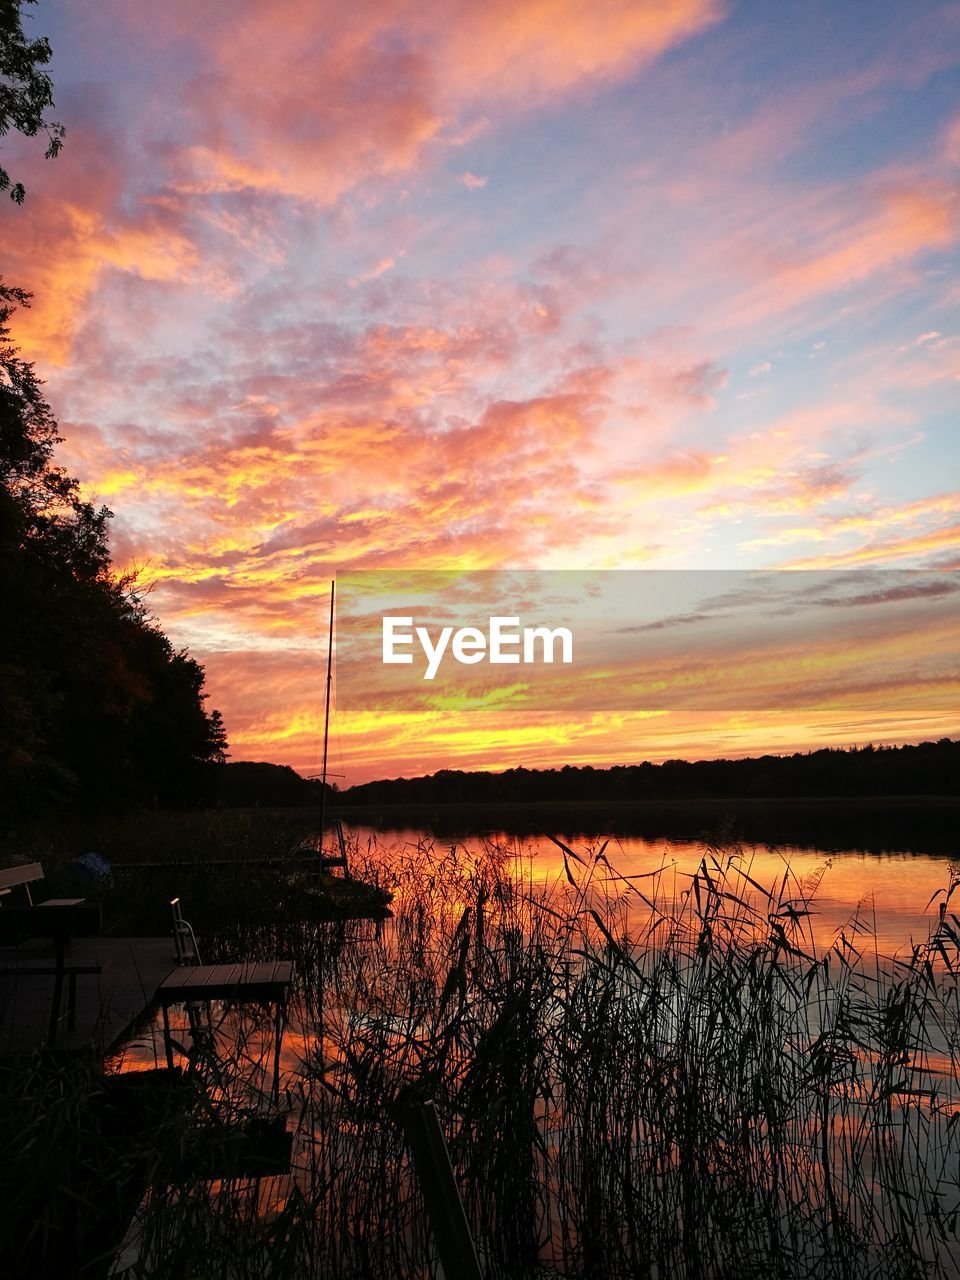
[157,960,293,1005]
[157,961,293,1100]
[0,936,177,1056]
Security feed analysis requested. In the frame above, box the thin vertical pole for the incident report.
[48,933,65,1046]
[162,1004,174,1071]
[318,579,335,849]
[273,998,285,1106]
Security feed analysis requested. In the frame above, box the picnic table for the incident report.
[0,863,103,1046]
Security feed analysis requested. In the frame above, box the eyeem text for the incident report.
[382,616,574,680]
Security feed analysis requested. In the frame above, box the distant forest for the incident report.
[335,739,960,806]
[213,762,332,809]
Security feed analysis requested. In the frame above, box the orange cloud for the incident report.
[435,0,725,102]
[742,492,960,552]
[4,145,213,364]
[715,181,960,333]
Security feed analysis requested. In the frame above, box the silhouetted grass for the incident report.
[4,832,960,1277]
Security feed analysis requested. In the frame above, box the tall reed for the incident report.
[10,833,960,1278]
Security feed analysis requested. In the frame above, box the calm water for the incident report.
[348,825,958,958]
[113,826,960,1082]
[110,824,960,1277]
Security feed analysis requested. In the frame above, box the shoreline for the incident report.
[329,794,960,856]
[333,793,960,813]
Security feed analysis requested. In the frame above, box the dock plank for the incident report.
[158,961,293,1006]
[0,937,177,1056]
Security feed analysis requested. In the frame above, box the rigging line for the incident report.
[329,586,347,793]
[332,600,344,792]
[311,573,336,780]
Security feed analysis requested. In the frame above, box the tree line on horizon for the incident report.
[331,738,960,806]
[211,761,332,809]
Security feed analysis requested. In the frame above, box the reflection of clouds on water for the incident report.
[104,831,960,1275]
[355,828,954,959]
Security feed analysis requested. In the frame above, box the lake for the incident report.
[345,821,958,959]
[109,811,960,1278]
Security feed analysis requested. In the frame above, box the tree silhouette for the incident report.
[0,285,228,819]
[0,0,65,202]
[339,739,960,806]
[207,709,229,765]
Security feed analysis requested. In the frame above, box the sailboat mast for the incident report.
[318,578,335,842]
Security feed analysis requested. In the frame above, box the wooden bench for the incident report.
[0,862,84,909]
[0,903,103,1045]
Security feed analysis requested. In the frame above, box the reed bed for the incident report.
[10,833,960,1278]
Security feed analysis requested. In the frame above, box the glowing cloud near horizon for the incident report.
[300,570,960,782]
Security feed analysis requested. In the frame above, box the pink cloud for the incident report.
[110,0,725,206]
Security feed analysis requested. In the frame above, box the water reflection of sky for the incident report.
[107,831,960,1276]
[354,828,958,959]
[110,832,958,1081]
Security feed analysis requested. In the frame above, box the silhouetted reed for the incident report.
[5,833,960,1278]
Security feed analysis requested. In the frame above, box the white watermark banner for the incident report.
[333,570,960,782]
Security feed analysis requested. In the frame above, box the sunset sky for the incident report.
[333,569,959,779]
[4,1,959,780]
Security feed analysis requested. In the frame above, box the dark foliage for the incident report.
[340,737,960,806]
[0,283,227,820]
[0,0,64,203]
[211,760,334,809]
